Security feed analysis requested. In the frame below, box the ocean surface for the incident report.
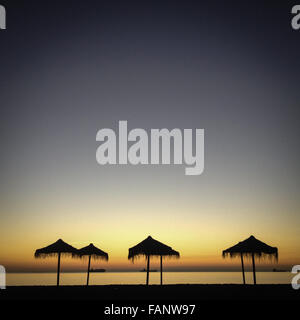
[6,272,292,286]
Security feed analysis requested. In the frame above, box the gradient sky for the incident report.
[0,0,299,273]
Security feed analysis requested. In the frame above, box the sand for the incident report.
[1,284,299,300]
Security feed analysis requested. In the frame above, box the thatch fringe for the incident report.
[72,253,109,261]
[222,251,278,261]
[34,252,74,259]
[129,252,180,262]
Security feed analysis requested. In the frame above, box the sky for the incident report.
[0,0,299,273]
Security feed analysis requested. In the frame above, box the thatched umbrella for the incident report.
[34,239,77,286]
[73,243,108,286]
[222,235,278,285]
[128,236,180,285]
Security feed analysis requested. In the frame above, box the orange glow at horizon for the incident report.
[1,175,300,273]
[1,218,299,272]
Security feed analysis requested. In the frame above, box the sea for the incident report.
[6,272,292,286]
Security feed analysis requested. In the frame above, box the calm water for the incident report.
[7,272,292,286]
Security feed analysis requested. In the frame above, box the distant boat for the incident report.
[90,268,106,272]
[272,268,287,272]
[139,268,158,272]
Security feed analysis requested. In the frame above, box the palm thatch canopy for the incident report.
[128,236,180,261]
[73,243,108,260]
[72,243,108,286]
[34,239,78,286]
[222,235,278,260]
[35,239,78,258]
[128,236,180,285]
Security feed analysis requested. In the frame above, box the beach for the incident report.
[1,284,299,300]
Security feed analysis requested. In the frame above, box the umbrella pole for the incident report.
[146,255,150,286]
[252,253,256,285]
[57,252,61,286]
[87,254,91,286]
[240,253,245,285]
[160,256,163,285]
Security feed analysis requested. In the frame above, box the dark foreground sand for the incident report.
[1,284,299,300]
